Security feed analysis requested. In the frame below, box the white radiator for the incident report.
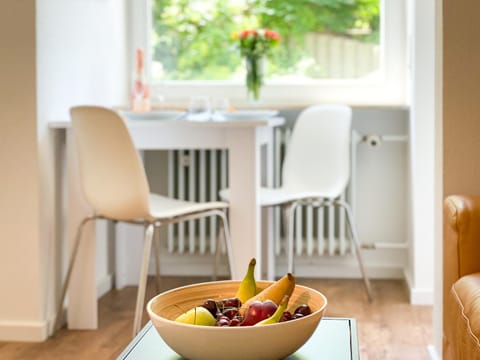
[167,149,228,255]
[164,128,385,258]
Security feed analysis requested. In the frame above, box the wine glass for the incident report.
[212,97,230,121]
[187,96,211,121]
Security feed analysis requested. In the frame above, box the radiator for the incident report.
[165,127,373,258]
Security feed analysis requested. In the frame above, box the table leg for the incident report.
[227,128,261,280]
[65,129,97,329]
[263,128,275,280]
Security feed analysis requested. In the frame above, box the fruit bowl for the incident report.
[147,280,327,360]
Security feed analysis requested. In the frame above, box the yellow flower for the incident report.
[231,31,239,40]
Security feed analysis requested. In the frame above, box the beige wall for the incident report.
[440,0,480,356]
[0,1,45,340]
[443,0,480,195]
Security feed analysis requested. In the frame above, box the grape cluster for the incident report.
[200,297,312,327]
[201,297,243,327]
[280,304,312,322]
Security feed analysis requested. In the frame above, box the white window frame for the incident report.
[128,0,407,107]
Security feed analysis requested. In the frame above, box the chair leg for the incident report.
[281,205,289,241]
[336,199,373,302]
[152,225,161,294]
[285,202,298,274]
[213,218,223,281]
[132,223,155,337]
[218,210,235,280]
[53,216,96,335]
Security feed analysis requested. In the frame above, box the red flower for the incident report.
[264,29,280,40]
[233,28,280,58]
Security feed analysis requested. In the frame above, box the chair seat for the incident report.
[219,187,337,207]
[149,193,228,219]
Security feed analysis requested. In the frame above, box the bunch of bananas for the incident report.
[235,258,296,326]
[174,258,296,326]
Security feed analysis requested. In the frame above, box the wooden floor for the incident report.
[0,277,432,360]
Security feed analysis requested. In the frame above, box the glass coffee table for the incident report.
[118,317,359,359]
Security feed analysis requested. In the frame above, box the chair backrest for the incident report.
[70,106,151,220]
[282,104,352,197]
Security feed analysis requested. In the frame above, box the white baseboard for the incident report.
[409,287,433,305]
[0,320,48,342]
[113,253,407,288]
[97,273,113,298]
[109,252,435,307]
[404,269,433,305]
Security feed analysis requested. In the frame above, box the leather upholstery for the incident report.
[444,195,480,359]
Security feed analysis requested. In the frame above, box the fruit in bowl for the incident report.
[147,260,327,360]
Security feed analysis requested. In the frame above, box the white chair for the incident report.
[220,104,372,301]
[54,106,235,337]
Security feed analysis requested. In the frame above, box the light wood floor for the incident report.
[0,277,432,360]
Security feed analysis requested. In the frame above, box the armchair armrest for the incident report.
[443,195,480,359]
[444,195,480,290]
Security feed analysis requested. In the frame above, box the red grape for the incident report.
[201,299,218,317]
[280,311,293,322]
[222,308,238,320]
[229,317,241,326]
[218,297,242,310]
[216,318,230,326]
[294,304,312,317]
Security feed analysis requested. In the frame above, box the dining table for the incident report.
[49,110,285,330]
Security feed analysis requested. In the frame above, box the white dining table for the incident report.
[49,114,284,330]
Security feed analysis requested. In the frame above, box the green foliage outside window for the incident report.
[151,0,379,81]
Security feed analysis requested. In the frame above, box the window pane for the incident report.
[151,0,380,82]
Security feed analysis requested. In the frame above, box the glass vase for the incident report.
[245,56,264,105]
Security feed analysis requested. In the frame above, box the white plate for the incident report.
[119,110,184,120]
[221,109,278,120]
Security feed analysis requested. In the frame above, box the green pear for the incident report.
[174,306,216,326]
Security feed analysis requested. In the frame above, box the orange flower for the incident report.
[234,28,280,58]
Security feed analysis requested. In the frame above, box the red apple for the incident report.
[241,300,278,326]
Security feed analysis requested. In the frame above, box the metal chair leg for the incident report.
[336,199,373,302]
[281,205,289,240]
[132,223,155,337]
[213,218,223,281]
[218,210,235,279]
[286,202,298,274]
[53,216,96,335]
[152,225,161,294]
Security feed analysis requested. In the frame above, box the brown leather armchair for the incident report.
[444,195,480,359]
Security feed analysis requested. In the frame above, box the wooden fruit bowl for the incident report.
[147,280,327,360]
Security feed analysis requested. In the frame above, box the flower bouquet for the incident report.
[232,29,280,102]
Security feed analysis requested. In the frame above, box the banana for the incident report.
[242,273,295,311]
[254,295,290,326]
[235,258,257,303]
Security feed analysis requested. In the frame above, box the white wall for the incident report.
[37,0,128,120]
[407,0,438,356]
[407,0,436,307]
[36,0,129,334]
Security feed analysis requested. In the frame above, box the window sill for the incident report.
[151,83,408,110]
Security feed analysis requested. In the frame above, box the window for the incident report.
[151,0,380,82]
[130,0,406,106]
